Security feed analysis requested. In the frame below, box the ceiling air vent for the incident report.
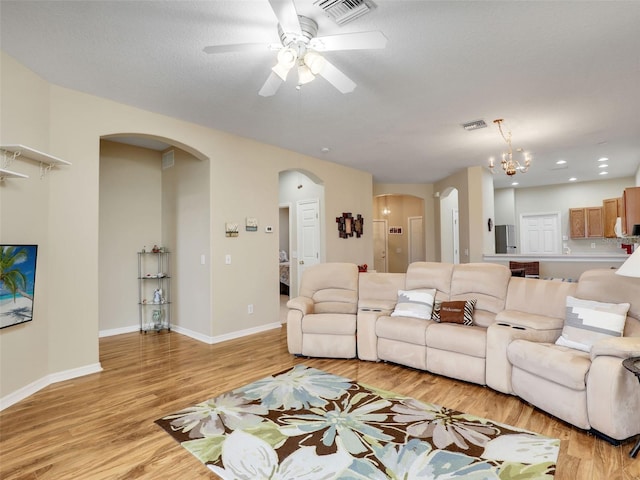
[462,119,487,131]
[313,0,377,26]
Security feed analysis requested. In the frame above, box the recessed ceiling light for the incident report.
[569,177,577,182]
[598,157,608,162]
[556,160,567,165]
[321,147,330,153]
[599,171,608,175]
[598,164,608,168]
[511,182,519,186]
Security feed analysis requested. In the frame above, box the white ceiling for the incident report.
[1,0,639,189]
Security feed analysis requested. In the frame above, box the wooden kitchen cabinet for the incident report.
[585,206,604,237]
[570,206,603,238]
[603,197,623,238]
[569,208,586,238]
[623,187,640,235]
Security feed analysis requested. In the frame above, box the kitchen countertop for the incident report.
[484,253,630,263]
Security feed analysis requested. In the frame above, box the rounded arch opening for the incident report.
[372,194,425,273]
[101,133,209,162]
[277,169,326,301]
[98,132,211,337]
[439,187,460,264]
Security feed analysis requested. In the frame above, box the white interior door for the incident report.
[520,212,561,254]
[297,199,320,284]
[373,219,388,273]
[408,216,425,264]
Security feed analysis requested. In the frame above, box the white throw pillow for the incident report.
[390,289,437,320]
[555,296,630,352]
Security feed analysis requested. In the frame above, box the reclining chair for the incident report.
[286,263,359,358]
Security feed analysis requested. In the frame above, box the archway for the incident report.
[278,169,325,307]
[373,194,425,273]
[439,187,460,264]
[98,133,210,337]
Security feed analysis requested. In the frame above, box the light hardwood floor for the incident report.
[1,327,638,479]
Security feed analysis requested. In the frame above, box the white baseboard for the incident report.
[99,325,139,337]
[0,362,103,411]
[172,322,282,345]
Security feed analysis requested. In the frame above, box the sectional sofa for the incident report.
[286,261,640,444]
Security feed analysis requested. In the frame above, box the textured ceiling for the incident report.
[1,0,639,188]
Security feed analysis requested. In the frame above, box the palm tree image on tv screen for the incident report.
[0,245,38,329]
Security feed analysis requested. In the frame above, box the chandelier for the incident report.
[489,119,532,176]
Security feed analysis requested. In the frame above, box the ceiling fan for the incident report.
[203,0,387,96]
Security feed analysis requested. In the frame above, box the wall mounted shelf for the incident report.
[0,168,29,181]
[1,144,71,178]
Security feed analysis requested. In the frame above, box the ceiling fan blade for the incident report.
[310,31,387,52]
[318,59,356,94]
[203,43,274,54]
[267,0,301,36]
[258,71,283,97]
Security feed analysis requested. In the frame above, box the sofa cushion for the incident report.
[450,263,511,328]
[555,296,630,352]
[507,340,591,390]
[302,313,356,335]
[425,323,486,357]
[432,299,476,325]
[376,315,429,346]
[391,289,436,320]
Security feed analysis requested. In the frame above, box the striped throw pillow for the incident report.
[390,289,437,320]
[555,296,630,352]
[432,299,476,325]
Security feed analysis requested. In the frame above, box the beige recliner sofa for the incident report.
[287,262,640,443]
[506,269,640,442]
[360,262,512,385]
[286,262,359,358]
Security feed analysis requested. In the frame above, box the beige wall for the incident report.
[161,147,211,337]
[0,51,373,404]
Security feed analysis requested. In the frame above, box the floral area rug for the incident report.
[156,365,559,479]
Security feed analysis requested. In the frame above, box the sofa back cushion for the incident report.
[299,263,359,314]
[358,272,406,310]
[406,262,454,302]
[505,277,577,319]
[575,268,640,336]
[450,263,511,327]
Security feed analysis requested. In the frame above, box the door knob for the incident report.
[299,260,305,265]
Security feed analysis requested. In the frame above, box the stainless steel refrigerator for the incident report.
[495,224,517,254]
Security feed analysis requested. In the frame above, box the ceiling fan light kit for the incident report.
[203,0,387,97]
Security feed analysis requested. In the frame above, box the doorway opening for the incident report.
[373,194,425,273]
[98,134,210,339]
[278,169,325,319]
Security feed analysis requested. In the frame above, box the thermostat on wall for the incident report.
[265,225,273,233]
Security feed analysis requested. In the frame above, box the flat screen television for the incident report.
[0,244,38,329]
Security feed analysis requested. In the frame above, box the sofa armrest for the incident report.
[357,305,394,362]
[486,317,563,395]
[287,296,314,315]
[590,336,640,360]
[495,310,564,331]
[358,299,396,312]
